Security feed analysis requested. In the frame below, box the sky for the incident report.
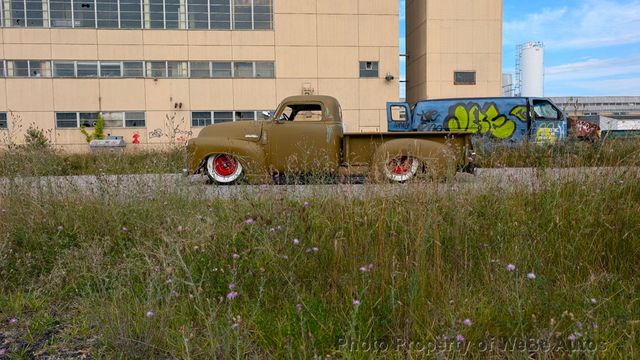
[399,0,640,97]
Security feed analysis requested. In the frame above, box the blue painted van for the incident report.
[386,97,568,143]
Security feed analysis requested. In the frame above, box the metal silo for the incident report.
[516,41,544,97]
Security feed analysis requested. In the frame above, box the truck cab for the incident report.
[387,97,568,143]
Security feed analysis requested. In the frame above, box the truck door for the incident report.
[530,99,568,143]
[386,102,412,131]
[263,102,340,174]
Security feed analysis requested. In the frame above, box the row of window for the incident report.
[0,0,272,30]
[0,60,275,78]
[0,113,6,128]
[49,110,268,128]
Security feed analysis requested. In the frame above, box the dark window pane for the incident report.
[212,62,232,78]
[210,0,230,29]
[165,0,180,28]
[74,0,96,28]
[0,113,7,129]
[253,0,272,29]
[77,62,98,77]
[123,61,144,77]
[11,0,25,27]
[100,62,122,76]
[80,112,99,127]
[453,71,476,85]
[214,111,233,123]
[53,62,76,77]
[50,0,73,27]
[25,0,44,26]
[190,62,210,78]
[192,112,212,127]
[29,60,44,76]
[235,111,254,121]
[56,112,78,128]
[150,61,167,77]
[0,61,5,77]
[359,61,379,78]
[149,0,164,28]
[167,61,186,77]
[102,111,123,127]
[233,0,252,29]
[188,0,209,29]
[255,62,274,78]
[234,62,253,77]
[125,112,145,127]
[96,0,118,27]
[120,0,142,28]
[12,61,29,77]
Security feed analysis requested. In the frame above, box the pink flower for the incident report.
[352,299,361,306]
[228,283,235,290]
[292,238,300,245]
[359,266,368,273]
[232,253,240,260]
[296,304,302,312]
[527,272,536,280]
[227,291,238,300]
[567,334,576,342]
[146,310,154,319]
[245,218,254,225]
[8,318,17,324]
[0,348,6,356]
[506,263,516,272]
[303,201,309,207]
[463,318,472,327]
[455,335,465,343]
[231,322,240,329]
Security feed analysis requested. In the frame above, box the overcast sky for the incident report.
[399,0,640,97]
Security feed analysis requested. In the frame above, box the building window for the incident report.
[234,62,253,78]
[56,112,80,128]
[233,0,251,29]
[359,61,379,78]
[123,61,144,77]
[73,0,97,28]
[100,62,122,77]
[211,0,231,29]
[192,111,262,127]
[235,111,255,121]
[212,62,232,78]
[190,62,211,78]
[96,0,119,27]
[255,61,274,78]
[0,113,7,129]
[11,0,44,27]
[10,60,48,77]
[454,71,476,85]
[77,62,99,77]
[124,112,145,127]
[0,61,5,77]
[53,62,76,77]
[192,112,212,127]
[150,0,180,29]
[187,0,208,29]
[253,0,272,29]
[56,111,145,128]
[148,61,187,78]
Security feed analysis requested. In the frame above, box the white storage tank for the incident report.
[518,42,544,97]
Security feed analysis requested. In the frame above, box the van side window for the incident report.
[532,100,561,120]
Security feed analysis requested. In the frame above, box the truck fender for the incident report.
[196,139,269,183]
[370,139,456,180]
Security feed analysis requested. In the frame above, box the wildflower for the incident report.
[448,300,454,305]
[9,318,17,324]
[227,291,238,300]
[121,226,128,232]
[463,318,472,327]
[269,227,276,232]
[259,184,268,190]
[245,218,254,225]
[567,334,576,342]
[352,299,360,306]
[312,247,319,253]
[153,266,161,273]
[367,264,374,271]
[303,201,309,207]
[177,226,184,232]
[592,322,598,330]
[575,332,583,338]
[232,253,240,260]
[506,263,516,272]
[56,225,64,232]
[296,304,302,312]
[455,335,465,343]
[0,348,6,356]
[359,266,368,273]
[146,310,154,319]
[576,321,583,330]
[292,238,300,245]
[590,298,597,304]
[231,322,240,329]
[171,290,179,297]
[527,272,536,280]
[228,283,236,290]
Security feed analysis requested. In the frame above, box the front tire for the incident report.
[206,154,243,184]
[382,155,421,183]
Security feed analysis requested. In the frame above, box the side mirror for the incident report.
[261,111,271,119]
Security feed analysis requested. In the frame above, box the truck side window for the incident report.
[532,100,561,120]
[280,104,323,122]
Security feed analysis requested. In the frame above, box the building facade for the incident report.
[550,96,640,120]
[0,0,399,150]
[405,0,502,104]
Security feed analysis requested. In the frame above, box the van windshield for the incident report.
[533,100,561,120]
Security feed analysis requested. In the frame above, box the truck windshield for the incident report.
[280,104,323,122]
[533,100,561,120]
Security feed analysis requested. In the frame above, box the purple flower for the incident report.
[232,253,240,260]
[227,291,238,300]
[296,303,302,312]
[145,310,154,319]
[367,264,374,271]
[8,318,17,324]
[0,348,6,356]
[575,332,583,338]
[455,335,465,343]
[292,238,300,245]
[463,318,472,327]
[576,321,583,330]
[228,283,236,290]
[352,299,361,306]
[506,263,516,272]
[245,218,254,225]
[567,334,576,342]
[303,201,309,207]
[527,272,536,280]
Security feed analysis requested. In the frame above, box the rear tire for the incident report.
[206,154,243,184]
[381,155,421,183]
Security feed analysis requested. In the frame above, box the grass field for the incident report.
[0,152,639,357]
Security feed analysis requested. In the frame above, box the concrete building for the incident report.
[0,0,503,150]
[405,0,503,104]
[550,96,640,120]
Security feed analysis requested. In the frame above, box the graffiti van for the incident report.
[386,97,568,143]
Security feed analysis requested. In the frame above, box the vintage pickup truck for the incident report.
[186,95,475,184]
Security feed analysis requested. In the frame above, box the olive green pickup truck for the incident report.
[186,95,475,184]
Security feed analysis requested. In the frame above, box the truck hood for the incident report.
[197,121,264,142]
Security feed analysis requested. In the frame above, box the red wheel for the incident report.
[206,154,243,184]
[383,156,420,182]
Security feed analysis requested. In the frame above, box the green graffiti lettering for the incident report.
[445,102,517,139]
[510,106,528,122]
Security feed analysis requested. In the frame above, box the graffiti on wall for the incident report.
[416,109,444,131]
[509,106,528,123]
[444,102,518,139]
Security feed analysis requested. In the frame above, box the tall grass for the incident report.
[0,168,638,357]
